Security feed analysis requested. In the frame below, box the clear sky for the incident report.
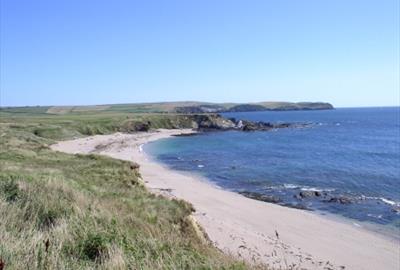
[1,0,399,107]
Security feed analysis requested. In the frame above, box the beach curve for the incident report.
[50,129,399,270]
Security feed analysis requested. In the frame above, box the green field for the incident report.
[1,100,333,116]
[0,109,265,269]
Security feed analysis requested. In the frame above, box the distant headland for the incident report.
[173,101,334,113]
[1,101,334,115]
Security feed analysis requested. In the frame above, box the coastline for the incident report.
[51,129,399,270]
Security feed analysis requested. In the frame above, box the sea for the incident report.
[145,107,400,235]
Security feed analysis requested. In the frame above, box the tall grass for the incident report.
[0,114,262,269]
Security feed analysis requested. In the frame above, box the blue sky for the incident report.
[1,0,399,107]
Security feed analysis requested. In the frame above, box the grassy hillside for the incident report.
[0,112,260,269]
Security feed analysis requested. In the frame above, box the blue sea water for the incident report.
[145,107,400,231]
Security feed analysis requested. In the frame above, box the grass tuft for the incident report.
[0,177,19,202]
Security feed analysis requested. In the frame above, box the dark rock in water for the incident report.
[239,191,281,204]
[298,190,322,199]
[391,206,400,213]
[299,191,314,198]
[186,114,311,132]
[238,120,310,132]
[241,120,273,131]
[324,196,353,204]
[275,123,291,128]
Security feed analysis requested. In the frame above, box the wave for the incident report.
[283,184,299,189]
[380,198,398,206]
[367,213,383,219]
[300,187,336,192]
[265,183,335,192]
[360,195,400,206]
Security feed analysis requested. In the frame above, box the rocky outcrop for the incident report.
[190,114,310,132]
[119,114,310,133]
[293,190,355,205]
[323,196,353,204]
[298,190,323,199]
[191,114,236,130]
[239,191,312,210]
[239,191,282,204]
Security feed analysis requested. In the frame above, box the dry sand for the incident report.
[51,129,399,270]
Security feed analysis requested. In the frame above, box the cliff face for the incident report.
[226,104,267,112]
[171,114,310,132]
[189,114,237,130]
[118,114,308,133]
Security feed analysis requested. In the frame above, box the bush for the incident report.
[0,177,19,202]
[77,232,110,261]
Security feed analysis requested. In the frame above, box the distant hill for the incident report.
[0,101,334,115]
[136,101,334,113]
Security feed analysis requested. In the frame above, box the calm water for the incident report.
[146,107,400,231]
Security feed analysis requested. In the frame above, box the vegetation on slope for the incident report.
[0,112,258,269]
[0,100,334,115]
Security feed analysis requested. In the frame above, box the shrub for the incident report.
[77,232,110,261]
[0,178,19,202]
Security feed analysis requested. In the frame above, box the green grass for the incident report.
[0,112,263,270]
[0,100,333,117]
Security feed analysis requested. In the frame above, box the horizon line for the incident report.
[1,101,399,109]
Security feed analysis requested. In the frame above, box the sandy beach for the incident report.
[51,129,399,270]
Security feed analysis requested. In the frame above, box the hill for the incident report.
[0,111,262,269]
[0,101,334,115]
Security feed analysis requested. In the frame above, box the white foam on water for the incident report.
[300,187,335,192]
[380,198,397,206]
[367,214,383,219]
[361,195,400,206]
[283,184,299,189]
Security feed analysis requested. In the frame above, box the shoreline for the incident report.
[51,129,399,270]
[147,148,400,242]
[144,143,400,242]
[144,134,400,243]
